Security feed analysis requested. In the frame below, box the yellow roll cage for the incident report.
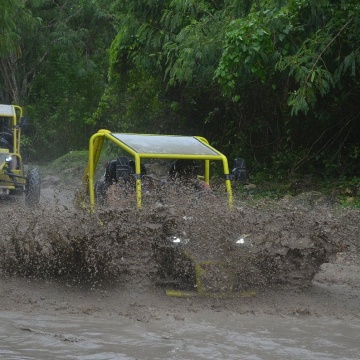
[0,104,23,155]
[0,104,26,189]
[83,129,233,208]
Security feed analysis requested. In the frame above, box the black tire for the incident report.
[95,179,108,206]
[25,168,41,207]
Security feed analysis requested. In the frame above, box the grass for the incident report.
[41,150,108,184]
[40,151,360,208]
[231,173,360,209]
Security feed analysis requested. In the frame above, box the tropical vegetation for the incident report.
[0,0,359,182]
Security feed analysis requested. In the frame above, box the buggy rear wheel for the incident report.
[25,168,41,206]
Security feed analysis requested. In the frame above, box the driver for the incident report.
[0,117,13,151]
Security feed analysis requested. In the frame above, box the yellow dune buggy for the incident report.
[79,130,248,296]
[0,104,40,206]
[82,129,246,209]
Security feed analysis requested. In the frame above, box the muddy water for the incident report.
[1,188,356,289]
[1,187,360,359]
[0,311,359,360]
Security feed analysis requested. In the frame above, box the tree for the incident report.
[2,0,358,176]
[214,0,360,175]
[0,0,40,103]
[0,0,116,159]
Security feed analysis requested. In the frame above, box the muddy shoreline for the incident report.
[1,273,360,321]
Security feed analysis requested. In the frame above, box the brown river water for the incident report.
[1,311,359,359]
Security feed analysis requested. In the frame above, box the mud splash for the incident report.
[1,186,358,293]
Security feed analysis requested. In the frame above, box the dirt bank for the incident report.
[0,176,359,320]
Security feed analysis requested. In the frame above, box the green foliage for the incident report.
[1,0,360,183]
[162,1,224,86]
[337,176,360,209]
[0,0,116,160]
[276,1,360,115]
[46,151,89,172]
[0,0,29,56]
[216,10,276,94]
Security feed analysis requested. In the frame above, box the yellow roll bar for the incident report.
[83,130,233,209]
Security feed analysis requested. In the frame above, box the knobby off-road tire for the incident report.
[25,168,41,207]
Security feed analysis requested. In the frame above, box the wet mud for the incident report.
[0,177,360,320]
[1,177,360,359]
[0,184,357,288]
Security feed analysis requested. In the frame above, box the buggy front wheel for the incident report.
[25,168,41,206]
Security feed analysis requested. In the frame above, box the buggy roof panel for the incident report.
[111,133,221,157]
[0,105,15,116]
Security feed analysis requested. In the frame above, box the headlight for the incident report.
[235,234,252,247]
[5,155,12,163]
[236,238,245,244]
[168,235,189,245]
